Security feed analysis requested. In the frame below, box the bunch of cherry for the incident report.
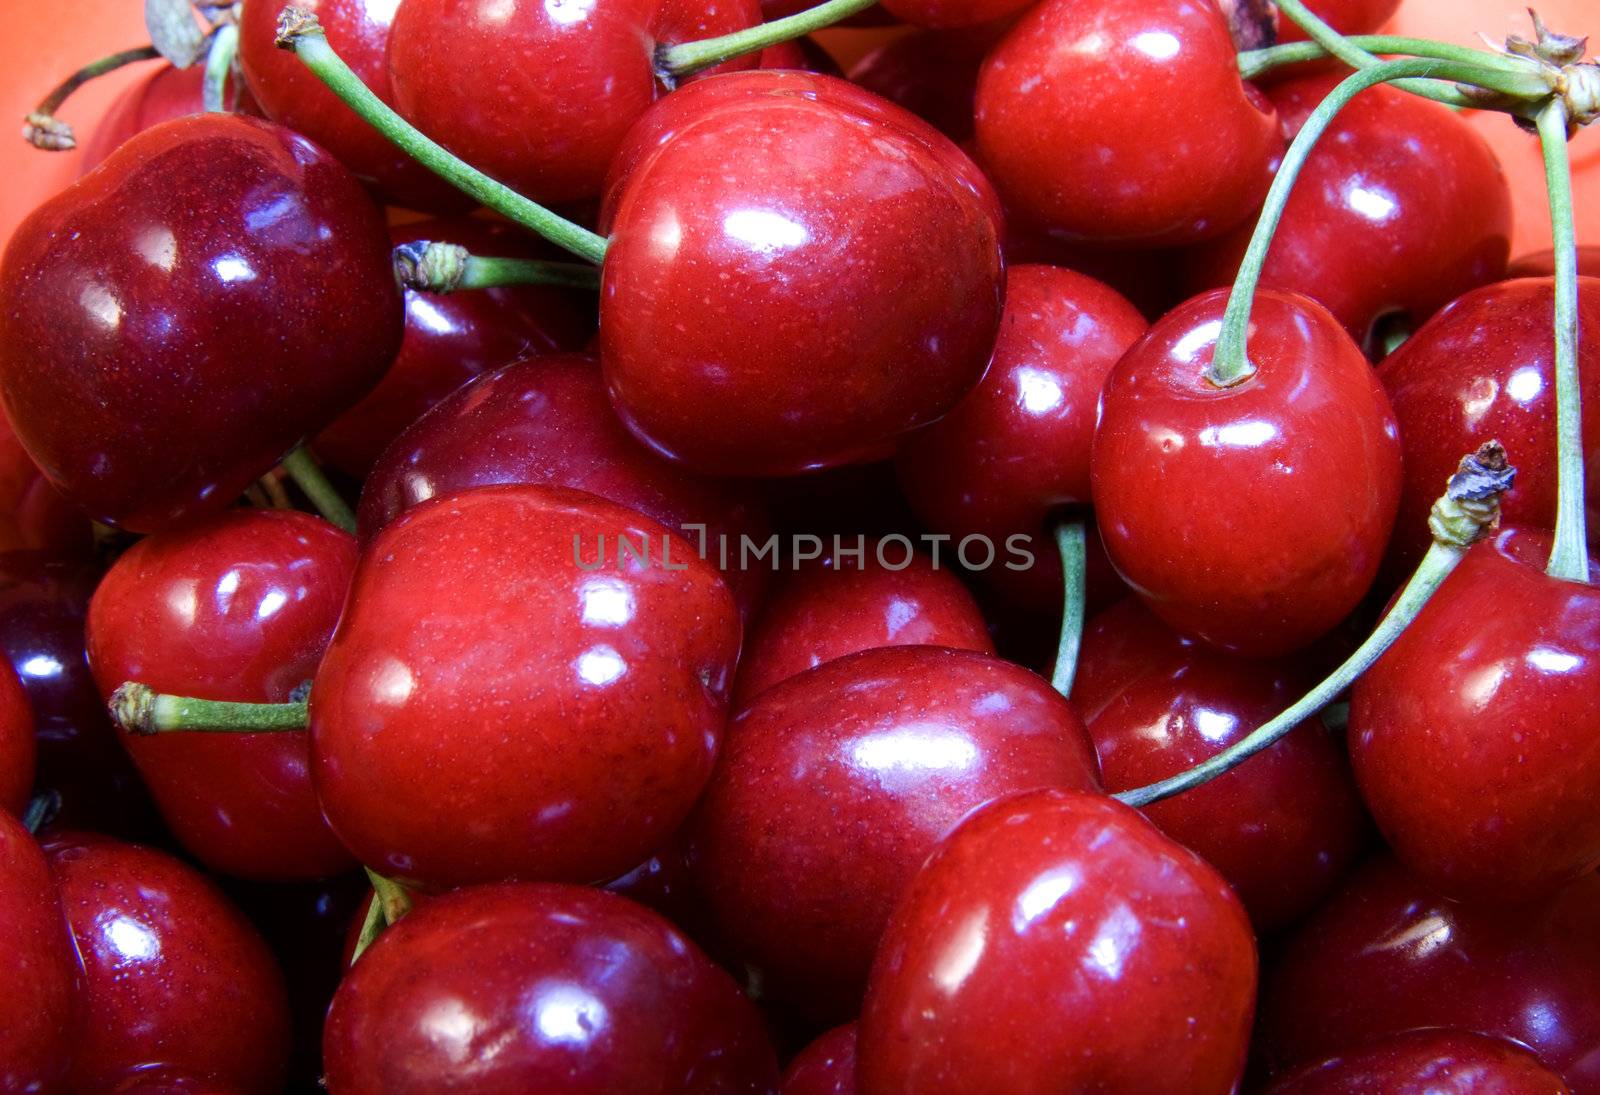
[1,0,1598,1088]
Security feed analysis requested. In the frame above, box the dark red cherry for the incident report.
[0,810,78,1093]
[1264,1028,1571,1095]
[1078,598,1368,931]
[387,0,760,205]
[43,832,292,1094]
[601,70,1003,475]
[975,0,1281,245]
[0,113,402,531]
[1508,247,1600,279]
[689,646,1101,1022]
[857,788,1257,1093]
[1378,278,1600,576]
[356,352,771,623]
[0,658,33,816]
[80,64,262,174]
[323,883,779,1093]
[732,539,994,705]
[315,217,596,478]
[87,509,358,881]
[1182,74,1512,351]
[0,412,92,558]
[876,0,1029,30]
[846,29,991,142]
[314,486,741,890]
[1272,0,1402,42]
[600,832,706,936]
[1092,289,1402,656]
[783,1023,858,1095]
[1256,854,1600,1090]
[238,0,468,210]
[1348,527,1600,902]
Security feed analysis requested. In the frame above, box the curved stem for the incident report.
[281,446,356,534]
[276,9,608,266]
[393,240,600,293]
[1537,98,1590,583]
[202,23,239,113]
[22,45,162,151]
[1238,35,1537,81]
[1049,521,1086,700]
[110,682,308,735]
[657,0,877,81]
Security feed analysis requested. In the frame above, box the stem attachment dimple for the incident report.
[1049,521,1087,701]
[110,683,310,735]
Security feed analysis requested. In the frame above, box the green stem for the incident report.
[350,892,385,963]
[1537,98,1590,583]
[1238,35,1536,81]
[23,45,163,151]
[351,869,413,963]
[1049,522,1086,700]
[202,23,239,113]
[110,682,308,735]
[392,240,600,293]
[275,9,608,266]
[281,446,356,534]
[656,0,877,81]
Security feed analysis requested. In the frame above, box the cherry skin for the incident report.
[1182,74,1512,352]
[1092,288,1402,656]
[1076,598,1368,931]
[846,29,995,143]
[875,0,1031,31]
[975,0,1281,245]
[315,217,597,478]
[857,788,1257,1093]
[895,264,1148,609]
[356,352,771,624]
[782,1024,858,1095]
[387,0,760,206]
[42,832,292,1094]
[0,657,34,815]
[0,413,92,558]
[80,64,262,174]
[1378,277,1600,576]
[0,810,78,1094]
[86,509,358,882]
[1263,1028,1571,1095]
[322,883,779,1093]
[689,645,1101,1023]
[0,113,402,531]
[1256,854,1600,1090]
[732,539,994,706]
[1348,527,1600,902]
[313,485,741,891]
[601,70,1003,476]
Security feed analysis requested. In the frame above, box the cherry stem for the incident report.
[1537,98,1591,583]
[22,45,162,151]
[202,22,239,113]
[656,0,876,81]
[275,8,609,266]
[1208,56,1533,387]
[1049,521,1086,700]
[255,468,293,510]
[110,682,309,735]
[352,869,413,962]
[1237,34,1528,108]
[1116,442,1515,808]
[392,240,601,294]
[281,446,356,534]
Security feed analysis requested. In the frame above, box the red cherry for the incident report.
[1263,1028,1571,1095]
[783,1023,858,1095]
[323,883,779,1092]
[43,832,292,1094]
[79,62,262,175]
[0,413,92,558]
[876,0,1030,31]
[689,646,1101,1022]
[975,0,1281,245]
[732,540,994,705]
[846,29,992,142]
[1378,278,1600,577]
[1256,854,1600,1089]
[0,113,401,531]
[0,657,33,816]
[857,788,1257,1093]
[0,810,78,1093]
[1508,247,1600,279]
[387,0,760,205]
[315,217,597,478]
[1273,0,1402,42]
[600,70,1003,475]
[1182,74,1512,351]
[356,352,772,624]
[1092,288,1402,656]
[86,509,358,881]
[314,485,741,890]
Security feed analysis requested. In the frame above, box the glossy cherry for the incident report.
[0,113,402,531]
[80,63,262,174]
[1256,854,1600,1090]
[0,810,78,1093]
[689,646,1101,1023]
[975,0,1281,245]
[857,788,1257,1093]
[1092,288,1402,656]
[43,832,292,1094]
[356,352,771,622]
[601,70,1003,476]
[1183,74,1513,351]
[846,30,993,142]
[782,1024,857,1095]
[0,412,92,558]
[732,539,993,705]
[315,217,596,478]
[87,509,358,881]
[0,657,34,816]
[323,883,778,1093]
[313,485,740,890]
[1264,1028,1571,1095]
[1378,277,1600,576]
